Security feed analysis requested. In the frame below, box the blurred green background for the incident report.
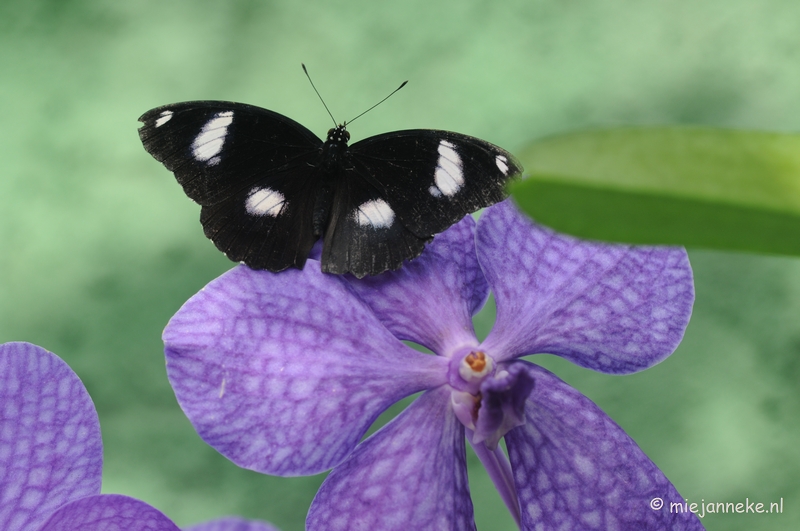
[1,1,798,530]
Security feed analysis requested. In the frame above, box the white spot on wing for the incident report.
[496,154,509,174]
[192,111,234,165]
[155,110,173,127]
[355,199,395,228]
[245,187,286,217]
[431,140,464,197]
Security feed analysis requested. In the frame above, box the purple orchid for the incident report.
[183,517,281,531]
[0,341,279,531]
[164,200,703,530]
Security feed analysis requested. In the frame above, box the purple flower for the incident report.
[164,200,703,530]
[0,341,279,531]
[183,517,281,531]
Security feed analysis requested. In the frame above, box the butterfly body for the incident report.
[139,101,521,277]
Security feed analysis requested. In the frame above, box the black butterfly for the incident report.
[138,100,521,278]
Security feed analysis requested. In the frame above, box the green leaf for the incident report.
[510,127,800,255]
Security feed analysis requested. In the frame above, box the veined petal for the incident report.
[164,263,448,476]
[478,201,694,373]
[37,494,180,531]
[346,216,487,355]
[184,516,281,531]
[504,362,704,531]
[0,342,102,531]
[307,386,475,531]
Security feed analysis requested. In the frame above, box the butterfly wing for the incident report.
[138,101,325,271]
[321,130,521,276]
[198,166,324,270]
[321,173,430,278]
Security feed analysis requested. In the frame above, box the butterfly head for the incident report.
[320,124,351,169]
[326,124,350,145]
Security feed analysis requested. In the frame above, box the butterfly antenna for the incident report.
[302,63,338,127]
[345,80,408,126]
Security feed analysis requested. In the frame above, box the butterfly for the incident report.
[138,98,521,278]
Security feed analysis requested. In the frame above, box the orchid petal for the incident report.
[306,386,475,531]
[504,362,704,530]
[478,201,694,373]
[37,494,180,531]
[346,216,487,355]
[183,516,281,531]
[0,342,102,531]
[164,264,448,476]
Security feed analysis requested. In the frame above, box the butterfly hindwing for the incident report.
[346,130,521,238]
[200,163,323,272]
[321,171,429,278]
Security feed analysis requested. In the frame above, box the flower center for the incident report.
[448,348,498,432]
[459,350,493,382]
[448,350,536,450]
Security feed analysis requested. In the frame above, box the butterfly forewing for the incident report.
[346,130,521,238]
[138,101,322,205]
